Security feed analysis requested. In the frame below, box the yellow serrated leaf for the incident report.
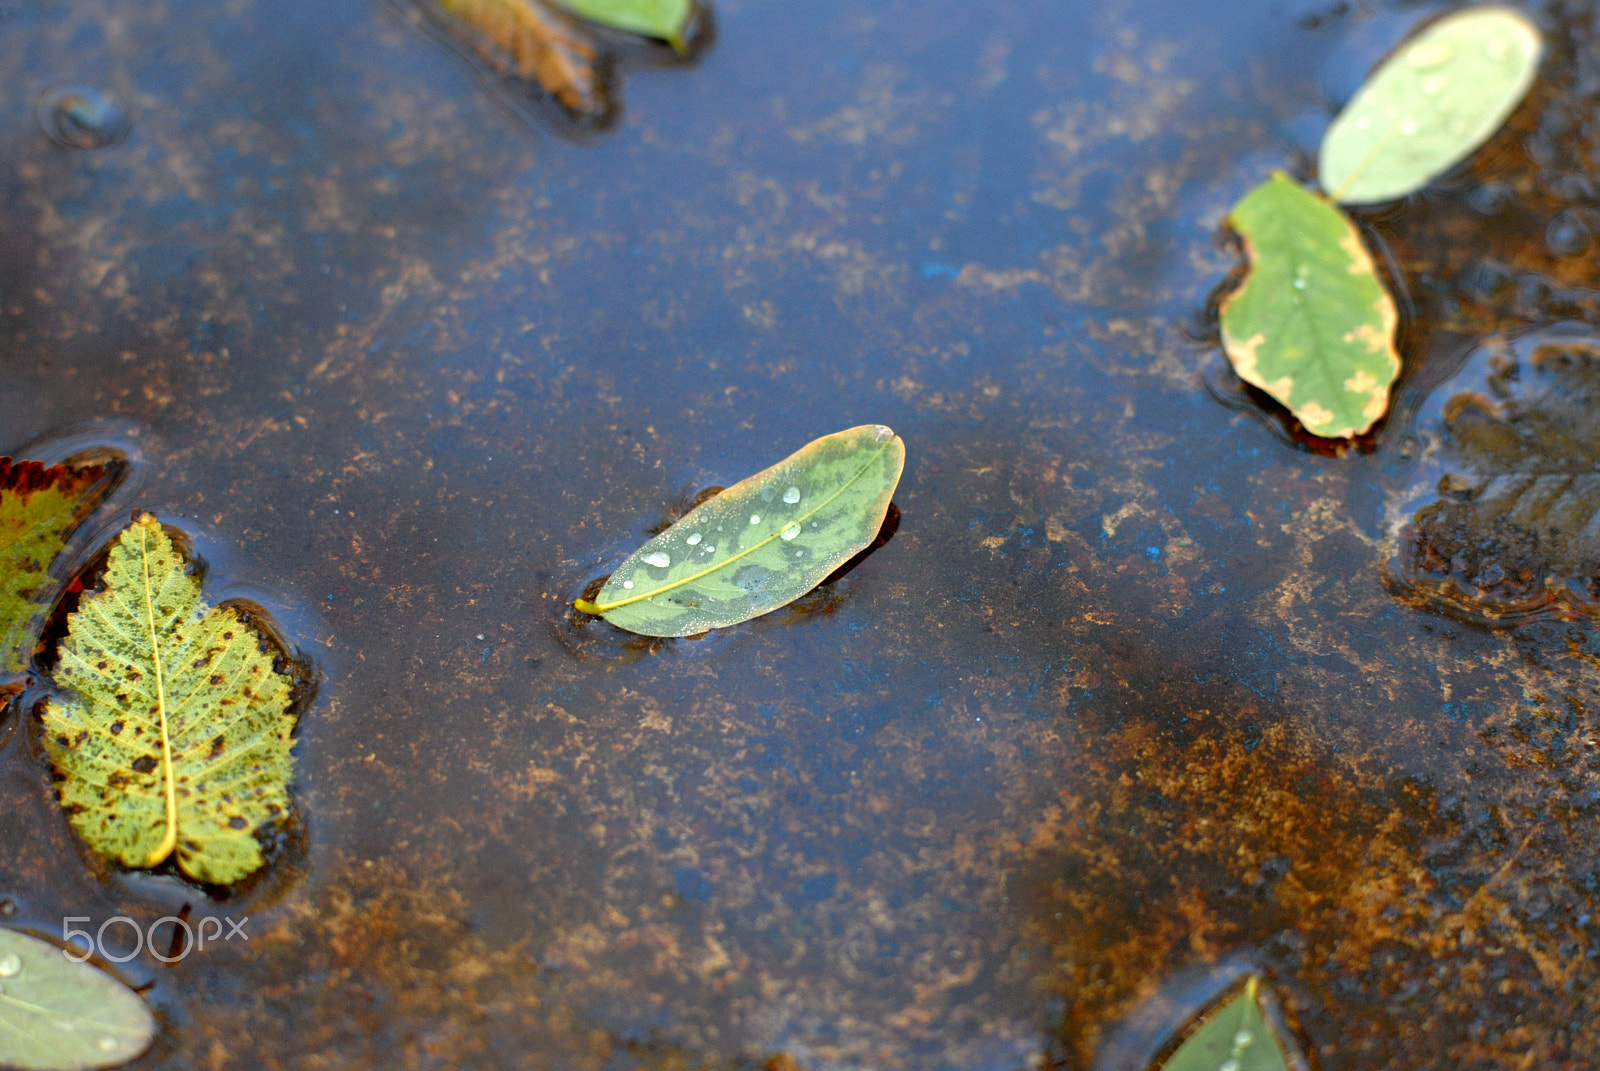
[42,514,298,886]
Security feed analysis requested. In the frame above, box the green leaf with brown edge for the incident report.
[0,927,156,1070]
[0,456,123,676]
[42,514,298,886]
[1220,172,1400,440]
[575,425,905,637]
[1158,978,1291,1071]
[1320,6,1543,205]
[554,0,692,50]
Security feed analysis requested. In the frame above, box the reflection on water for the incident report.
[0,0,1599,1067]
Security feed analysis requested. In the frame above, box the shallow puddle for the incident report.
[0,0,1598,1068]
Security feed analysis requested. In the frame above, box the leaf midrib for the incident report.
[591,437,894,613]
[138,524,180,868]
[0,990,149,1037]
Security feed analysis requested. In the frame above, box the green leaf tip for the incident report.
[1156,976,1291,1071]
[583,425,905,637]
[42,513,299,886]
[554,0,692,45]
[1220,173,1400,440]
[1321,5,1542,204]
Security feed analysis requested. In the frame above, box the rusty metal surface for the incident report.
[1,0,1599,1068]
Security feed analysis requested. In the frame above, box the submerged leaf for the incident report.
[431,0,611,121]
[0,457,122,675]
[1320,6,1542,204]
[1220,173,1400,440]
[1393,332,1600,621]
[1159,978,1290,1071]
[42,514,297,886]
[576,425,905,637]
[0,927,156,1070]
[554,0,692,49]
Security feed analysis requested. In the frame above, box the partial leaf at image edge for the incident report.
[0,927,156,1071]
[553,0,693,49]
[430,0,611,121]
[1220,173,1400,440]
[576,425,905,637]
[0,456,123,677]
[1157,978,1290,1071]
[42,514,298,886]
[1319,5,1543,204]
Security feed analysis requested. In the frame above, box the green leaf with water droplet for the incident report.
[1320,5,1542,204]
[576,425,905,637]
[0,457,123,677]
[553,0,691,49]
[1220,173,1400,440]
[1159,979,1290,1071]
[0,927,156,1070]
[42,513,298,886]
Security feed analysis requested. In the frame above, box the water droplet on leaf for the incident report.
[781,523,801,541]
[0,953,19,977]
[1406,40,1454,69]
[687,533,702,545]
[783,486,801,504]
[749,514,761,525]
[643,552,671,568]
[621,580,634,589]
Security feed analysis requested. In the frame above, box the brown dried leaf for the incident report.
[432,0,610,122]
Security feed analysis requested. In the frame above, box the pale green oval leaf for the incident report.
[1220,173,1400,440]
[576,425,905,637]
[1159,979,1290,1071]
[553,0,691,48]
[1320,6,1543,204]
[0,928,156,1070]
[42,514,298,886]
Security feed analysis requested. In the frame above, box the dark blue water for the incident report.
[1,0,1597,1067]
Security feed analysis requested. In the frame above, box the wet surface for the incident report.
[1,0,1600,1068]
